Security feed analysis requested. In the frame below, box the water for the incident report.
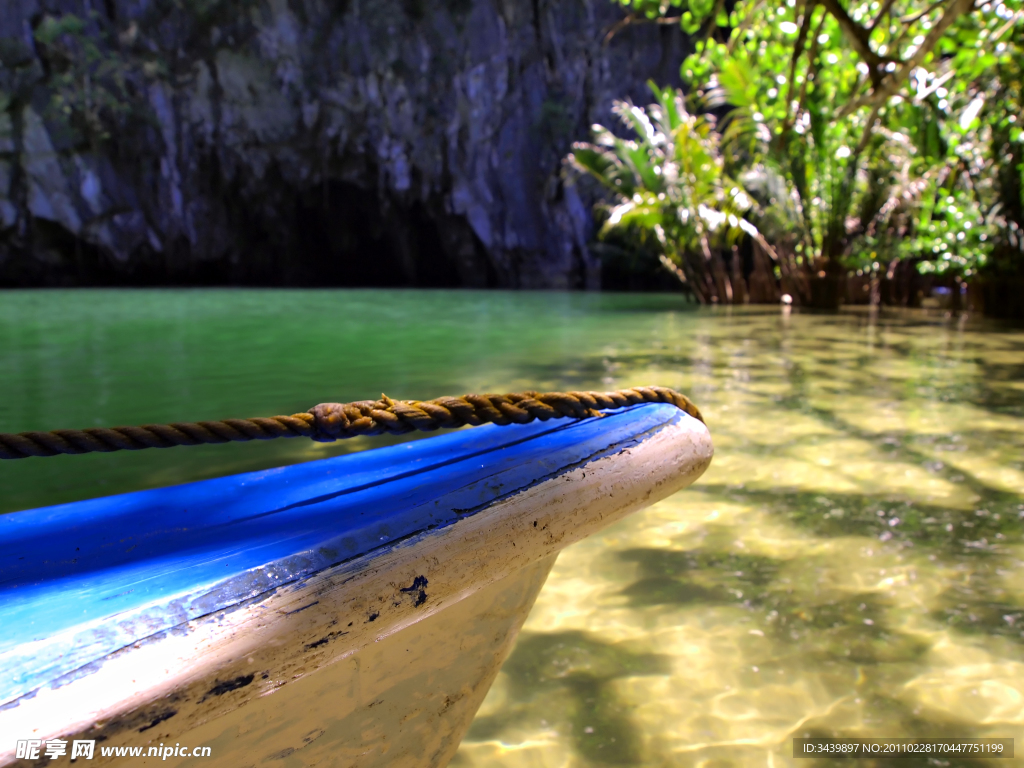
[2,290,1022,767]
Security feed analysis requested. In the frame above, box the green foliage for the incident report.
[906,191,994,276]
[602,0,1024,294]
[567,83,765,300]
[706,53,884,273]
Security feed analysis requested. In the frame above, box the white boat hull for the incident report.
[148,555,559,767]
[1,407,712,766]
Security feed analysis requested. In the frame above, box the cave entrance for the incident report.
[288,181,461,288]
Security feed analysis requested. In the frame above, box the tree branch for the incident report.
[889,0,951,55]
[959,156,993,219]
[697,0,729,46]
[726,0,768,53]
[838,0,975,116]
[816,0,889,85]
[788,12,827,132]
[854,103,881,158]
[783,5,816,131]
[870,0,899,31]
[898,0,947,26]
[603,11,684,45]
[912,68,955,101]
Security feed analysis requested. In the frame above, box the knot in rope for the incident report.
[0,386,702,460]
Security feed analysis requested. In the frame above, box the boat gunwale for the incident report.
[0,403,696,707]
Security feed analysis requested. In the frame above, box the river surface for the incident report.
[2,290,1023,767]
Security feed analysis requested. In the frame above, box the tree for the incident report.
[602,0,1024,307]
[567,83,780,303]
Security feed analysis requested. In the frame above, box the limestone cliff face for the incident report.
[0,0,687,287]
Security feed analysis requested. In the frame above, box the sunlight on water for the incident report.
[1,291,1022,767]
[455,308,1024,768]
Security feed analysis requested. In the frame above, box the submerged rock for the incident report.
[0,0,687,287]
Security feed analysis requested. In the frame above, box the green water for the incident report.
[2,290,1023,767]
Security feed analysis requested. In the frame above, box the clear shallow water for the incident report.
[2,290,1022,767]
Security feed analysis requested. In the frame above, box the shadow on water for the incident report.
[657,483,1024,650]
[930,577,1024,646]
[617,547,781,607]
[696,485,1023,558]
[465,630,671,765]
[617,546,932,667]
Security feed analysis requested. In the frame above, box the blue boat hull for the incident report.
[0,403,713,766]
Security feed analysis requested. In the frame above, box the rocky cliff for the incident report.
[0,0,687,288]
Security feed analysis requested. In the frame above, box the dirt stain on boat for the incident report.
[399,575,429,607]
[202,673,255,701]
[137,708,177,732]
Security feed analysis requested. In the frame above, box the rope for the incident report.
[0,386,703,460]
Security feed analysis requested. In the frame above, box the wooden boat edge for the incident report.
[0,409,712,765]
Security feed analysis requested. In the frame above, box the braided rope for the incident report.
[0,386,703,460]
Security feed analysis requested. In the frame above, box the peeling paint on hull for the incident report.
[0,404,713,766]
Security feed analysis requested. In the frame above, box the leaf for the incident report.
[717,58,758,108]
[690,0,714,20]
[567,145,635,196]
[958,94,985,132]
[619,102,657,145]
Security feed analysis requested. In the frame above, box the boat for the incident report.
[0,397,712,767]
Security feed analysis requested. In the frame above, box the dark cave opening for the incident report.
[0,178,474,288]
[284,181,463,288]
